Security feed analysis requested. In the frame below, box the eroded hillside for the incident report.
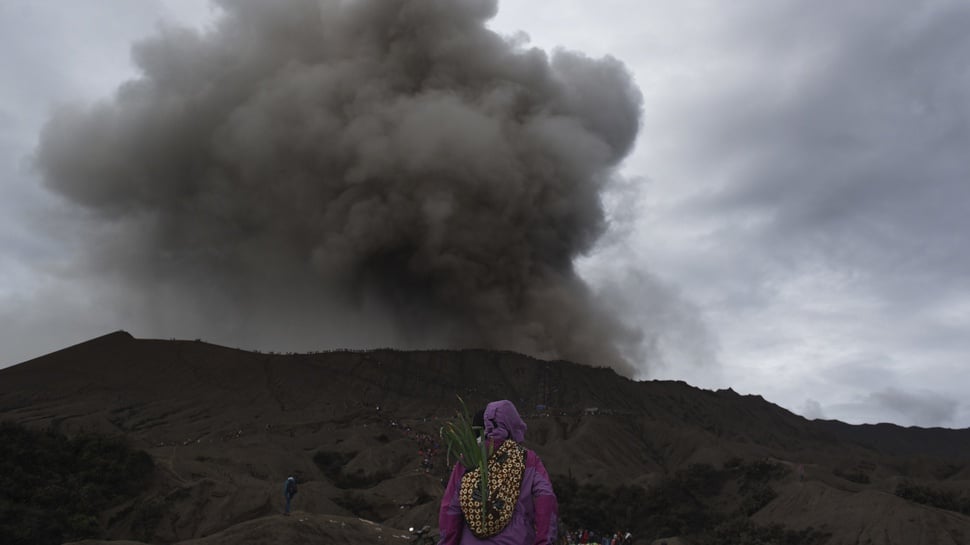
[2,332,969,544]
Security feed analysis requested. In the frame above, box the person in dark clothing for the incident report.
[283,475,298,515]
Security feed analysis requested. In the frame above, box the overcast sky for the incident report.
[3,0,969,428]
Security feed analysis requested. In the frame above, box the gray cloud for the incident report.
[865,388,958,428]
[684,1,970,290]
[801,399,824,420]
[616,0,970,425]
[33,0,645,372]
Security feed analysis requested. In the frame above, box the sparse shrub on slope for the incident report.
[737,459,789,491]
[895,481,970,515]
[701,517,829,545]
[737,484,778,516]
[0,421,154,545]
[678,462,730,497]
[833,467,871,484]
[553,464,721,538]
[552,460,810,543]
[553,476,634,535]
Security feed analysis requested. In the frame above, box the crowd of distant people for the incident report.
[414,431,440,472]
[373,404,443,473]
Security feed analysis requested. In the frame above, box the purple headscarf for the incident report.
[483,400,527,443]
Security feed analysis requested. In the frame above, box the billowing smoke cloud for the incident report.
[36,0,643,372]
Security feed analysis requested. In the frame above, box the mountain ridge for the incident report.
[3,332,969,544]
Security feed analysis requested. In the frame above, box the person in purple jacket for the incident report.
[438,400,559,545]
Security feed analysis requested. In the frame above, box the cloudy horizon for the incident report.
[2,0,969,429]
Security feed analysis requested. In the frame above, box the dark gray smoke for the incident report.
[36,0,644,373]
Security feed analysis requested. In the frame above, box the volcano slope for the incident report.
[1,331,969,544]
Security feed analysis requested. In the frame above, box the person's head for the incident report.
[483,400,527,443]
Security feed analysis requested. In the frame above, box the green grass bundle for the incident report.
[440,397,491,518]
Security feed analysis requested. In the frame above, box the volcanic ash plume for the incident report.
[36,0,644,373]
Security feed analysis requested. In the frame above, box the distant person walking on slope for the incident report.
[439,399,559,544]
[283,475,298,515]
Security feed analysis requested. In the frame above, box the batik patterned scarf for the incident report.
[459,439,526,538]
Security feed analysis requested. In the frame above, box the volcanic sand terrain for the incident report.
[2,331,969,544]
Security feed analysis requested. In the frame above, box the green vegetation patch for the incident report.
[0,421,154,545]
